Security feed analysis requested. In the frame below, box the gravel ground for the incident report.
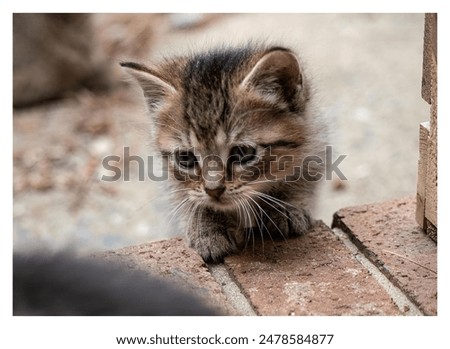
[13,13,429,252]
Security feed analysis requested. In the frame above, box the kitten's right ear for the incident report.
[120,62,177,112]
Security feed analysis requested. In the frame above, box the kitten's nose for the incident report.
[204,185,225,200]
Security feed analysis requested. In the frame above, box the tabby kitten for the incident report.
[122,44,324,262]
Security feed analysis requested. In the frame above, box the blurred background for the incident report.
[13,13,429,252]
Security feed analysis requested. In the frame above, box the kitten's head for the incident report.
[122,45,320,212]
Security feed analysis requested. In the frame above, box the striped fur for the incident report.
[123,44,325,262]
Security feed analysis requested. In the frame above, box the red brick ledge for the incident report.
[332,196,437,315]
[100,196,435,315]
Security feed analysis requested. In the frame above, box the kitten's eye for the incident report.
[230,145,257,165]
[175,150,198,169]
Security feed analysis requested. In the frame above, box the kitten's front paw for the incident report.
[263,206,312,238]
[189,232,237,263]
[286,207,312,236]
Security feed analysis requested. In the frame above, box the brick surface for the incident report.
[332,196,437,315]
[224,221,401,315]
[100,237,236,315]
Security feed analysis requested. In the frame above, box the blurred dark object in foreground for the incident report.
[13,14,112,107]
[13,252,217,316]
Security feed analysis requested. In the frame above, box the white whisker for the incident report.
[232,196,253,251]
[241,196,262,252]
[248,189,298,210]
[169,188,193,195]
[167,197,190,226]
[249,191,291,222]
[244,194,280,246]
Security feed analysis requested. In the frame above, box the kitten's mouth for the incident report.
[206,196,235,210]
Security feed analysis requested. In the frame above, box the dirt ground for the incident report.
[13,13,429,252]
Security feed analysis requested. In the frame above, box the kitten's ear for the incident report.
[120,62,177,112]
[240,49,303,108]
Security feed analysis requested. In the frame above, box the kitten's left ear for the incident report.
[120,62,177,113]
[240,49,304,109]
